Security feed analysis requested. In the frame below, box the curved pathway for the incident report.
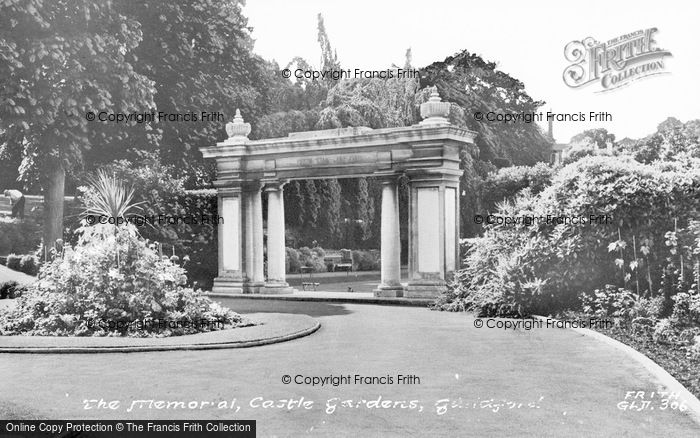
[0,299,698,437]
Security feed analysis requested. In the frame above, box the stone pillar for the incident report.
[263,181,293,294]
[242,182,265,293]
[374,177,404,297]
[212,187,244,294]
[405,172,461,298]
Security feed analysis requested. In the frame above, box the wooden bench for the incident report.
[301,282,320,291]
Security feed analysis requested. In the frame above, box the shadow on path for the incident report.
[216,297,353,318]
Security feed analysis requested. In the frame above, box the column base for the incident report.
[373,284,405,297]
[212,277,244,295]
[241,281,266,294]
[261,282,296,294]
[404,281,447,298]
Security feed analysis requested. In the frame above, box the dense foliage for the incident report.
[617,118,700,164]
[436,155,700,316]
[107,0,281,181]
[0,0,157,248]
[479,163,553,213]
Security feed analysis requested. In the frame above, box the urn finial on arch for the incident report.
[419,86,451,125]
[225,108,251,140]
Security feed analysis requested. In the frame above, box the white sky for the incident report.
[244,0,700,143]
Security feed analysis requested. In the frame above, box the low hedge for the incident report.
[4,253,39,276]
[285,247,381,273]
[0,218,41,256]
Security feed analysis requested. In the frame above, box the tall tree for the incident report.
[356,178,375,241]
[0,0,155,252]
[318,179,342,244]
[317,13,340,73]
[420,50,551,165]
[304,180,321,228]
[618,117,700,164]
[113,0,270,182]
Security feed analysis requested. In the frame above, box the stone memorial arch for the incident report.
[200,89,476,298]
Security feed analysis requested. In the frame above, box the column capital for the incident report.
[263,179,288,192]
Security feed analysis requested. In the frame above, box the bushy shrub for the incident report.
[437,155,700,316]
[297,246,326,272]
[311,246,325,259]
[6,254,21,271]
[480,163,553,213]
[19,254,39,276]
[0,222,248,337]
[285,247,301,273]
[352,250,381,271]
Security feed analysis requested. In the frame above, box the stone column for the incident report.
[242,182,265,293]
[374,177,404,297]
[263,181,293,294]
[405,172,461,298]
[212,187,244,294]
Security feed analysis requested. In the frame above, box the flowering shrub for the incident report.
[581,285,638,318]
[0,221,248,337]
[652,319,678,344]
[671,292,700,326]
[632,296,666,319]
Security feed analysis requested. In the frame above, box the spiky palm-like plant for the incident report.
[82,170,144,267]
[83,169,144,221]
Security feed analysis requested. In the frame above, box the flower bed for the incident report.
[0,172,251,338]
[593,322,700,399]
